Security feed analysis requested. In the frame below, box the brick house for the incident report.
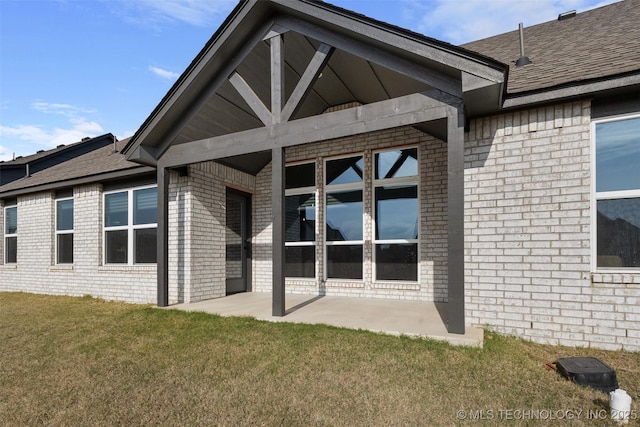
[2,0,639,351]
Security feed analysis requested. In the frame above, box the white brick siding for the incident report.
[0,184,156,303]
[2,99,638,352]
[465,100,640,352]
[167,162,256,304]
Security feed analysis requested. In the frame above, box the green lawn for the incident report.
[1,292,638,426]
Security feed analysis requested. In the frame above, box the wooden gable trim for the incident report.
[229,72,273,126]
[281,43,333,122]
[159,89,460,168]
[276,15,463,98]
[150,18,277,162]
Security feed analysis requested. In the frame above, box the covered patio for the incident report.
[123,0,506,336]
[169,293,484,347]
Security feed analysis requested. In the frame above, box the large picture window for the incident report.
[325,155,364,280]
[104,186,157,264]
[374,147,419,281]
[56,198,74,264]
[4,204,17,264]
[594,115,640,269]
[285,162,316,278]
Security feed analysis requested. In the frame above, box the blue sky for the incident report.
[0,0,617,161]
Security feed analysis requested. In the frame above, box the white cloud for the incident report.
[149,66,180,80]
[113,0,237,28]
[401,0,617,44]
[0,100,105,155]
[0,119,104,152]
[0,145,15,162]
[1,102,105,157]
[32,101,96,117]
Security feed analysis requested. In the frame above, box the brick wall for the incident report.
[169,161,255,304]
[254,126,449,300]
[465,99,640,351]
[0,184,156,303]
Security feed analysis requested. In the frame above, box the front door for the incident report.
[225,189,251,295]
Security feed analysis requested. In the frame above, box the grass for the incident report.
[0,292,638,426]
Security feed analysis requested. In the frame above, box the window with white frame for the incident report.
[325,155,364,280]
[285,162,316,278]
[104,186,157,264]
[374,147,419,281]
[56,198,74,264]
[4,204,17,264]
[594,114,640,269]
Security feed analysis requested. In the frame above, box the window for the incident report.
[56,198,74,264]
[325,155,364,280]
[285,162,316,278]
[4,204,17,264]
[374,147,419,281]
[594,115,640,269]
[104,186,157,264]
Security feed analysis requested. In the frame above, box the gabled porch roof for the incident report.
[122,0,506,170]
[121,0,509,336]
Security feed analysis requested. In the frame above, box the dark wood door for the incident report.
[225,190,251,295]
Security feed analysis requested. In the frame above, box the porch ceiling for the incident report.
[174,30,434,147]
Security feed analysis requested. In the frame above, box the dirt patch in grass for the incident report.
[1,292,638,425]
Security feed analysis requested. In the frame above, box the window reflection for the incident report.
[285,194,315,242]
[375,185,418,240]
[596,117,640,192]
[375,148,418,179]
[326,156,364,185]
[326,190,363,241]
[597,198,640,268]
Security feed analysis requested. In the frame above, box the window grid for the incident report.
[324,154,365,281]
[103,185,157,265]
[4,205,17,264]
[372,146,419,282]
[285,161,316,279]
[592,113,640,271]
[55,197,74,265]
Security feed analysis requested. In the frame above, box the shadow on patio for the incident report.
[169,293,483,347]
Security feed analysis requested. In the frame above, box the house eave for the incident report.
[501,71,640,111]
[0,166,155,199]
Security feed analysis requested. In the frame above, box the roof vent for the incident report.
[57,144,65,148]
[515,22,532,67]
[111,134,118,154]
[558,10,576,21]
[37,150,44,153]
[82,137,91,141]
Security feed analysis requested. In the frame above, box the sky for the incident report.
[0,0,618,162]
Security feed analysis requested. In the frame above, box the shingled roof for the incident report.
[0,139,153,197]
[462,0,640,95]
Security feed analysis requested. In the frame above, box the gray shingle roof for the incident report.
[1,142,79,166]
[462,0,640,94]
[0,139,148,195]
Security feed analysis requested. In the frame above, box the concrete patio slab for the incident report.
[169,293,484,347]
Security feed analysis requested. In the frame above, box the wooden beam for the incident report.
[281,43,334,122]
[126,145,158,166]
[270,34,284,124]
[157,167,170,307]
[160,90,458,168]
[446,105,465,334]
[229,72,272,126]
[278,16,463,98]
[263,24,289,40]
[272,147,286,316]
[151,19,275,159]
